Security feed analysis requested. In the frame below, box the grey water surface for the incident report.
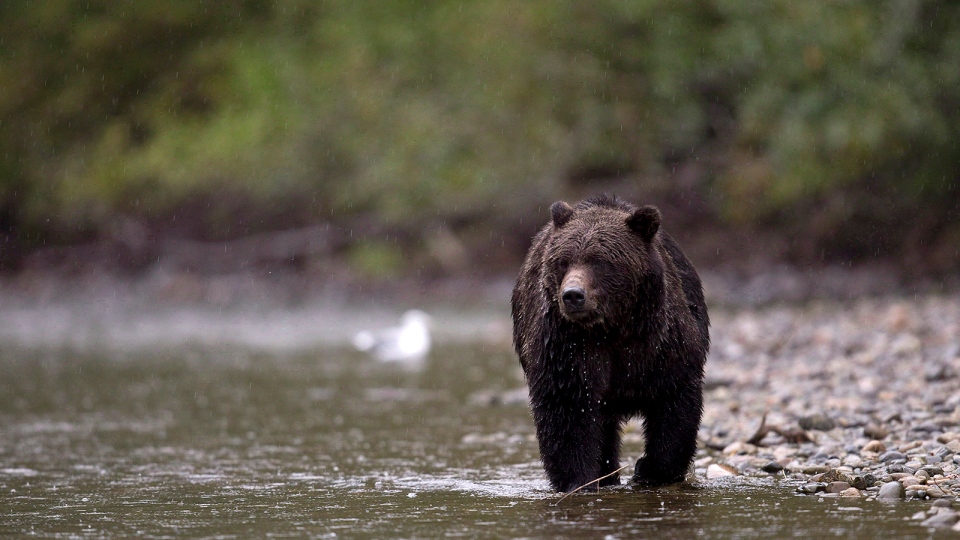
[0,308,943,539]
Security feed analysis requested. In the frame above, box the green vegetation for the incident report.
[1,1,958,272]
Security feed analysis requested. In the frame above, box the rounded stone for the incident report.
[761,461,784,474]
[861,440,886,453]
[706,463,738,479]
[877,481,905,500]
[863,424,890,440]
[798,482,827,494]
[839,487,861,497]
[826,481,851,493]
[879,450,907,463]
[850,475,870,490]
[799,414,836,431]
[899,475,924,488]
[842,454,863,468]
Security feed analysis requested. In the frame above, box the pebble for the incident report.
[761,461,783,474]
[826,481,851,493]
[706,463,738,479]
[861,440,886,453]
[839,487,861,497]
[798,482,826,494]
[877,481,905,500]
[818,469,854,484]
[799,414,835,431]
[864,424,890,440]
[879,451,906,463]
[898,476,923,488]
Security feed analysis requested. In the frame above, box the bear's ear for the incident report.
[626,205,661,241]
[550,201,574,228]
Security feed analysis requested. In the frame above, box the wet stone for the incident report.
[933,498,954,508]
[706,463,738,479]
[826,481,851,493]
[877,481,905,500]
[761,461,784,474]
[850,475,872,490]
[798,482,827,494]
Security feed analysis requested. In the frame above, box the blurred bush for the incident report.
[1,0,958,273]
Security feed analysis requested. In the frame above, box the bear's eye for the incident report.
[556,259,569,274]
[587,258,617,279]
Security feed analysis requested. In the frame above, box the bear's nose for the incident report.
[561,287,586,310]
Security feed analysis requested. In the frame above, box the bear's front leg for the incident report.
[531,400,604,493]
[597,416,623,487]
[633,392,702,486]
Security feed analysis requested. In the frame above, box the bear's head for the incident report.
[542,195,664,326]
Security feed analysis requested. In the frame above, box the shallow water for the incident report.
[0,339,944,538]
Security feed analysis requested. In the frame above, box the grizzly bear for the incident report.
[511,194,709,492]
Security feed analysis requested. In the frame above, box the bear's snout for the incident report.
[561,286,586,310]
[558,266,596,322]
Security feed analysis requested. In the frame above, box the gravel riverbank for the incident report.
[695,294,960,529]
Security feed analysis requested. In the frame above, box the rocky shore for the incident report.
[694,294,960,529]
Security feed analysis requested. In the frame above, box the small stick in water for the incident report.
[553,464,632,506]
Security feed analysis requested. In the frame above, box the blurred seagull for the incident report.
[352,310,432,364]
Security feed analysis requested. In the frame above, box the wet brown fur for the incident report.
[512,194,709,492]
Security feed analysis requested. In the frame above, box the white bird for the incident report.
[352,310,432,364]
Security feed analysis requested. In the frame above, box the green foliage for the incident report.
[1,0,958,264]
[346,239,405,280]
